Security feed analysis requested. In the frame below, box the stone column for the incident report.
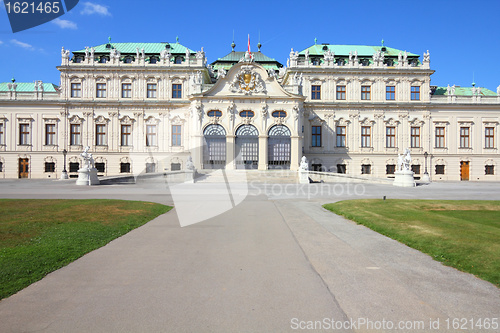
[192,134,204,170]
[258,135,268,170]
[226,135,235,170]
[290,135,300,171]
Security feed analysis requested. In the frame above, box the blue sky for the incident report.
[1,0,499,91]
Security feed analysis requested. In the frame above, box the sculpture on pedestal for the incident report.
[76,146,100,185]
[299,156,309,184]
[393,148,415,187]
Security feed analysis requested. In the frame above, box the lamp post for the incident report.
[422,151,430,183]
[60,149,68,179]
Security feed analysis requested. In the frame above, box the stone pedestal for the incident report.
[185,170,196,183]
[60,171,69,180]
[299,170,309,184]
[393,170,415,187]
[76,167,100,185]
[421,172,431,184]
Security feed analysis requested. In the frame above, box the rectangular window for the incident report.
[71,83,81,98]
[336,126,346,147]
[45,124,56,145]
[386,86,395,100]
[171,163,181,171]
[361,86,371,100]
[95,124,106,146]
[121,83,132,98]
[95,162,105,173]
[172,125,182,146]
[312,126,321,147]
[19,124,30,145]
[386,164,396,175]
[0,123,4,145]
[435,165,445,175]
[96,83,106,98]
[147,83,157,98]
[485,127,494,148]
[435,127,445,148]
[460,127,470,148]
[485,165,494,175]
[311,85,321,100]
[121,125,132,146]
[361,164,371,174]
[172,84,182,99]
[411,86,420,100]
[361,126,371,147]
[337,164,346,174]
[336,85,346,100]
[411,165,421,174]
[69,162,79,173]
[45,162,55,173]
[70,124,81,146]
[120,162,131,173]
[386,126,395,148]
[0,162,3,172]
[411,127,420,148]
[146,125,157,147]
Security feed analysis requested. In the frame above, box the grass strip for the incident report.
[0,199,172,299]
[323,199,500,287]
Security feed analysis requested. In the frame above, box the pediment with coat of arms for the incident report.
[229,65,266,95]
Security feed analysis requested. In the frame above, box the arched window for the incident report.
[207,110,222,117]
[272,111,287,118]
[239,110,254,118]
[99,56,109,64]
[174,56,183,64]
[268,125,291,136]
[204,124,226,136]
[123,56,134,64]
[149,56,158,64]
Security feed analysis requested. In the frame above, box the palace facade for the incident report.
[0,39,499,181]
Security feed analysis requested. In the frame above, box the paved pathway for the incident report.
[0,179,499,332]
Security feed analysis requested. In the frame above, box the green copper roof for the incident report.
[211,51,282,71]
[74,42,194,54]
[214,51,280,63]
[0,82,58,92]
[299,44,419,57]
[434,86,497,96]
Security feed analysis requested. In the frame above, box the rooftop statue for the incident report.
[423,50,430,62]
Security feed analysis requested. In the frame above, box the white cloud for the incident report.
[52,18,78,29]
[80,2,111,16]
[0,41,4,45]
[11,39,34,50]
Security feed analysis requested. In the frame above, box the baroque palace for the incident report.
[0,39,499,181]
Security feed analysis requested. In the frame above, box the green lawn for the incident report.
[323,200,500,287]
[0,199,172,300]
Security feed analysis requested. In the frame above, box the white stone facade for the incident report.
[0,42,499,181]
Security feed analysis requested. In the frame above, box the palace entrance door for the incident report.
[19,158,29,178]
[268,125,291,170]
[203,124,226,169]
[235,125,258,169]
[460,161,469,181]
